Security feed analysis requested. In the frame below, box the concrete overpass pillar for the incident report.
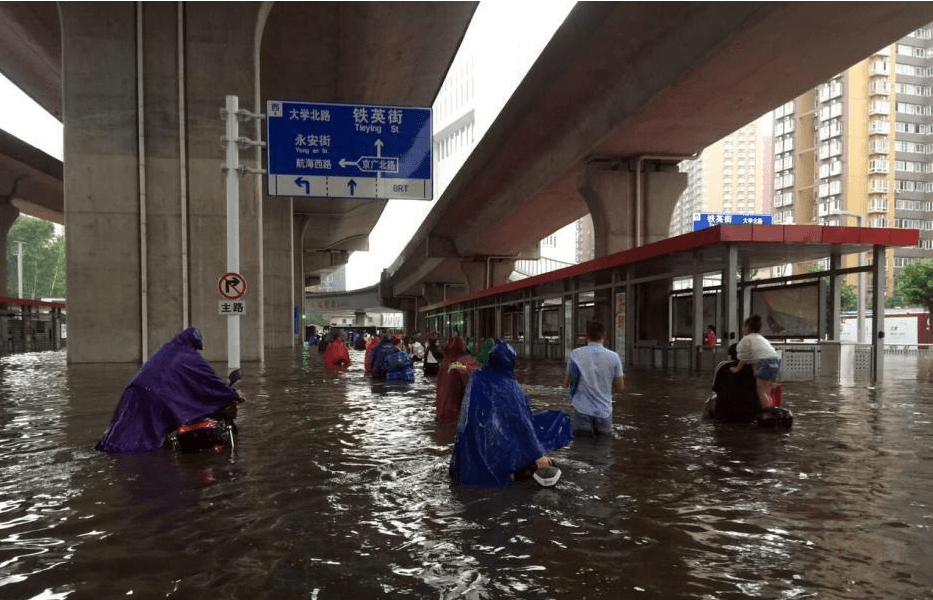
[577,160,687,255]
[420,283,447,306]
[60,3,280,363]
[460,258,515,294]
[0,200,19,294]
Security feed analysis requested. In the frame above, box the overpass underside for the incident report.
[54,3,474,363]
[6,2,933,364]
[419,225,919,382]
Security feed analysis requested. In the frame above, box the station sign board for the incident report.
[693,212,773,231]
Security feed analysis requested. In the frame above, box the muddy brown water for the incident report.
[1,348,932,599]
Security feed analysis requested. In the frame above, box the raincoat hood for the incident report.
[444,337,467,358]
[487,340,516,372]
[177,326,204,350]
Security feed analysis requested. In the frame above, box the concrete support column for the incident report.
[637,280,671,344]
[740,252,752,329]
[420,283,447,307]
[402,300,419,335]
[723,244,739,346]
[828,250,842,341]
[872,245,886,381]
[523,298,533,358]
[577,161,687,256]
[52,307,62,350]
[61,3,265,363]
[459,258,514,294]
[0,200,19,294]
[625,269,635,366]
[291,210,305,347]
[692,263,704,365]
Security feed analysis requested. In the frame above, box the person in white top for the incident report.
[563,321,624,436]
[410,337,425,361]
[731,314,781,409]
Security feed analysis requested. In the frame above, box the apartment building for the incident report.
[773,25,933,292]
[669,122,771,237]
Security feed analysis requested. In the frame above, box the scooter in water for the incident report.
[704,359,793,429]
[166,369,245,453]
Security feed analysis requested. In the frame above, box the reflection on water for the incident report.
[0,349,932,598]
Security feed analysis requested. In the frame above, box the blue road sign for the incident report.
[693,212,773,231]
[266,100,432,200]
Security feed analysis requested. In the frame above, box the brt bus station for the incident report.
[419,224,920,382]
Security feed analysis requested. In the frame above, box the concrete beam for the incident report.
[0,2,61,119]
[391,257,447,298]
[303,249,350,276]
[386,1,933,299]
[577,160,686,255]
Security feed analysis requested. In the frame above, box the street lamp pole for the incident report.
[830,210,866,343]
[14,241,23,299]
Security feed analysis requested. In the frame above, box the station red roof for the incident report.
[0,295,66,309]
[421,225,919,313]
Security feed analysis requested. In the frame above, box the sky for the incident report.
[0,75,62,160]
[344,0,577,289]
[0,1,575,287]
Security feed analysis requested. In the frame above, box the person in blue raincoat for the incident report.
[371,336,405,380]
[95,327,241,454]
[450,340,572,486]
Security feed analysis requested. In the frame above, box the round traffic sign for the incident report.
[218,272,247,300]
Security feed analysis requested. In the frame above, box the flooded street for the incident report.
[2,347,933,599]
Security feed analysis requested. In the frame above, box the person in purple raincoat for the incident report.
[95,327,241,454]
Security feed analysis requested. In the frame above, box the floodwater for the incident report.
[1,347,933,600]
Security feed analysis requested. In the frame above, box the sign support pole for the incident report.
[224,95,241,373]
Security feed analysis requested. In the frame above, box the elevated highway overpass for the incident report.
[384,1,933,323]
[0,1,476,362]
[1,2,933,362]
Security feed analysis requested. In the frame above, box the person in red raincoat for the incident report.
[323,332,351,370]
[435,336,481,424]
[364,334,381,373]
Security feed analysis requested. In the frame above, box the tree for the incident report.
[839,281,857,312]
[895,258,933,338]
[5,216,66,299]
[807,264,858,311]
[886,285,913,309]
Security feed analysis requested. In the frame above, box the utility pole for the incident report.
[14,241,24,298]
[221,95,265,374]
[830,210,866,343]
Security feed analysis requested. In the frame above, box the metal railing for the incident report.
[512,257,576,279]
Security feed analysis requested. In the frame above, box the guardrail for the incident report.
[885,344,933,354]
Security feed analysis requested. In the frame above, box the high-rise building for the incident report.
[773,24,933,292]
[669,122,771,237]
[431,3,583,281]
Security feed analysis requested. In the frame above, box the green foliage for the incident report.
[885,286,912,309]
[895,258,933,314]
[839,281,857,312]
[808,263,859,311]
[303,312,328,325]
[6,216,65,299]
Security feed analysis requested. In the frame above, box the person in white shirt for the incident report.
[731,314,781,409]
[410,337,425,361]
[563,321,624,436]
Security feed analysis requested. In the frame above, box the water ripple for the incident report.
[0,350,932,597]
